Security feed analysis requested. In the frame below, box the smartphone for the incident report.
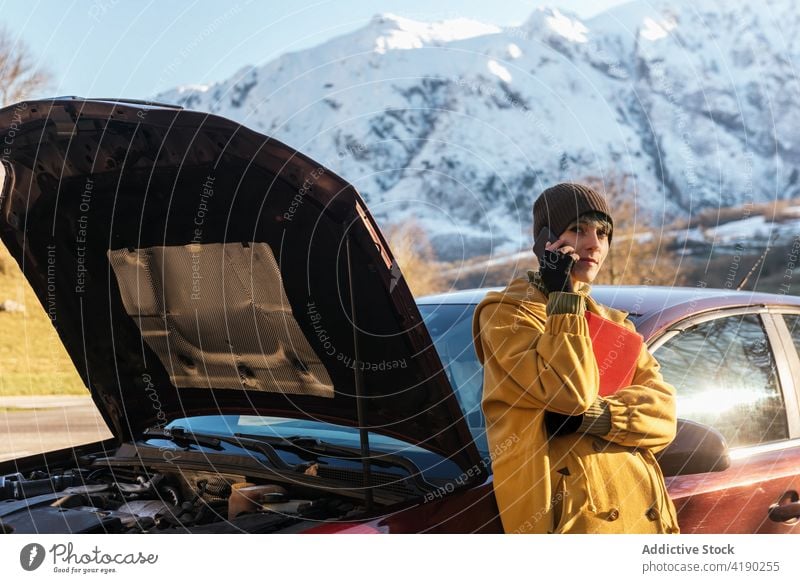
[532,226,558,260]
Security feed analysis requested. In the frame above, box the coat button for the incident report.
[607,508,620,521]
[592,440,604,452]
[646,507,659,521]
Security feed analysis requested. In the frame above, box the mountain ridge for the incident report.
[157,1,799,260]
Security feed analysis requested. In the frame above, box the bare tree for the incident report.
[583,173,687,286]
[385,219,446,297]
[0,26,50,283]
[0,26,50,106]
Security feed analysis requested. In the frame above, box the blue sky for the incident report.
[0,0,629,99]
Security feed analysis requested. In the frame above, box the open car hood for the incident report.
[0,98,481,473]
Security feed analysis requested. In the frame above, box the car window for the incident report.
[654,313,788,448]
[781,314,800,357]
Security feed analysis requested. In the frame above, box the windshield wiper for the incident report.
[143,427,223,449]
[143,428,441,494]
[141,428,292,471]
[234,433,439,492]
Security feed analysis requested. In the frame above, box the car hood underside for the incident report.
[0,98,481,473]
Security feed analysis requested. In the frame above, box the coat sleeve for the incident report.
[478,293,600,415]
[599,330,678,453]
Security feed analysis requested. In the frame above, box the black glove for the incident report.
[544,411,583,438]
[538,249,576,294]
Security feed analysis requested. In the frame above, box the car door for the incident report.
[650,308,800,533]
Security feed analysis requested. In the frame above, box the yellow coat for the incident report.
[472,273,680,534]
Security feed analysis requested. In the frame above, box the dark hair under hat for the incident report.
[532,182,613,245]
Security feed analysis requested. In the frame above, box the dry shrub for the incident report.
[385,219,447,297]
[582,174,687,287]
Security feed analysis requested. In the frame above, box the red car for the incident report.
[0,98,794,533]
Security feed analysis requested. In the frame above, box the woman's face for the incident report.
[557,217,611,284]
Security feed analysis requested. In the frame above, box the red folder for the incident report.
[585,311,643,396]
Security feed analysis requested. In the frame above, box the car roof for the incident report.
[417,284,800,338]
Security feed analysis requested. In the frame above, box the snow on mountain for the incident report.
[157,2,800,261]
[368,13,501,52]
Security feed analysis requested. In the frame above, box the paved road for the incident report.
[0,396,112,463]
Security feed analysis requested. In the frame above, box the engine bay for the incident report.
[0,458,368,534]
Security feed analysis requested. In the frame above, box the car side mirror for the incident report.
[656,419,730,477]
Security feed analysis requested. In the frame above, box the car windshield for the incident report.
[162,415,466,482]
[417,303,488,452]
[416,300,647,454]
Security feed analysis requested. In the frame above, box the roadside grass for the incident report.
[0,243,89,397]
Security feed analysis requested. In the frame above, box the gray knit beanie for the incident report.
[532,182,613,244]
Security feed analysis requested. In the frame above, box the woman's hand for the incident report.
[539,239,580,293]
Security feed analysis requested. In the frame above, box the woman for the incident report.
[471,182,679,534]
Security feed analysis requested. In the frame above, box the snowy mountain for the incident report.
[157,1,800,260]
